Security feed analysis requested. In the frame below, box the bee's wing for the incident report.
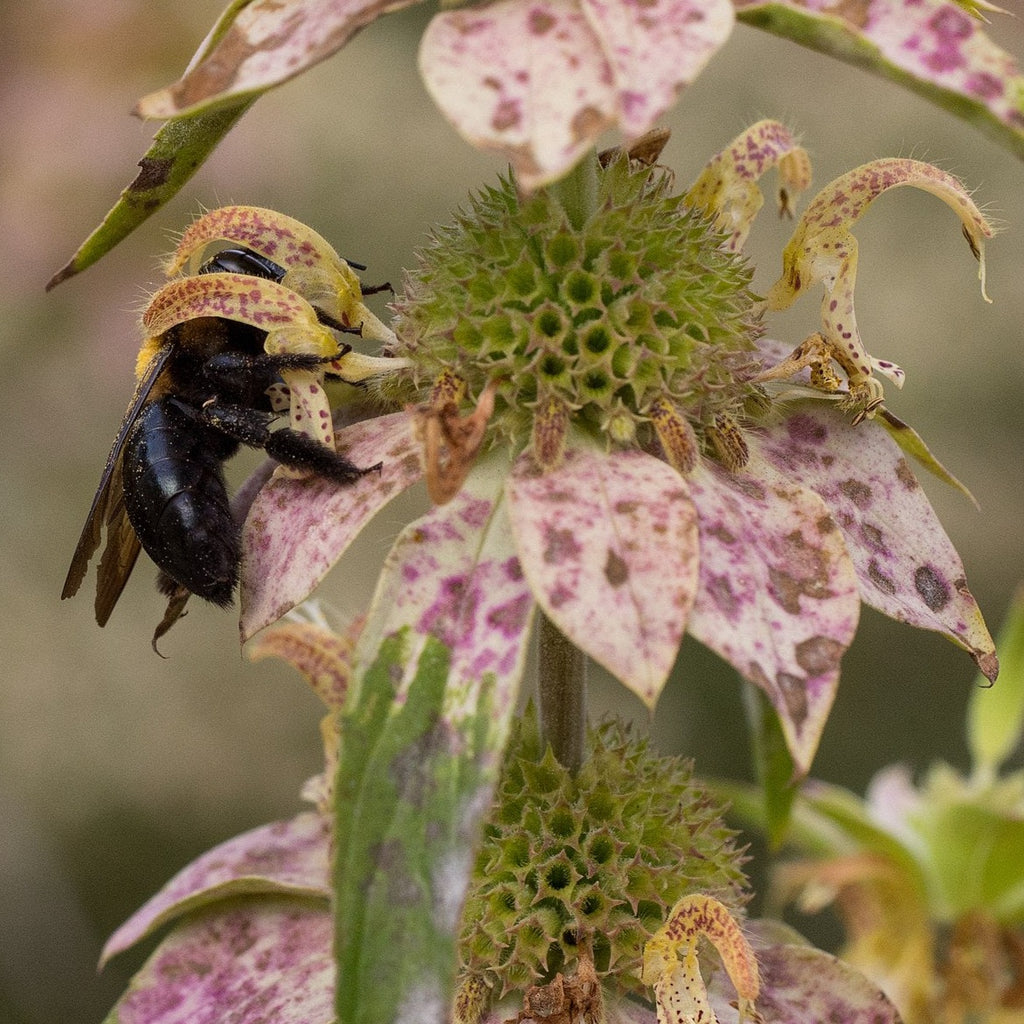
[62,343,174,623]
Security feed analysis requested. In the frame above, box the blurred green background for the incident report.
[2,2,1023,1020]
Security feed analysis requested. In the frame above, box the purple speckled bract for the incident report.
[139,0,425,119]
[420,0,732,188]
[240,412,421,640]
[116,902,333,1024]
[508,446,699,707]
[735,0,1024,132]
[359,463,534,741]
[103,813,330,965]
[708,941,900,1023]
[686,459,859,774]
[754,402,993,667]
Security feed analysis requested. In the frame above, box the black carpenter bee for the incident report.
[62,247,376,635]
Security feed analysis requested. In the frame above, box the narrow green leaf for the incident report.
[333,630,490,1024]
[736,1,1024,164]
[968,586,1024,775]
[742,681,798,848]
[878,409,978,508]
[47,100,253,289]
[47,0,257,288]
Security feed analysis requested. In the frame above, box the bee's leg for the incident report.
[199,402,377,483]
[199,348,352,396]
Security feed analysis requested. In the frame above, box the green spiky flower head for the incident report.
[457,714,749,1003]
[390,154,764,472]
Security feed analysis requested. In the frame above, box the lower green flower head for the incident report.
[391,153,764,470]
[457,714,749,1001]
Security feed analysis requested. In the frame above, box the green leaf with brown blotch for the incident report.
[47,100,253,289]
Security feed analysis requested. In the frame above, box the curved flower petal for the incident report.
[685,119,811,251]
[736,0,1024,163]
[753,404,997,680]
[101,813,330,967]
[765,158,992,406]
[507,446,700,707]
[137,0,423,120]
[107,900,333,1024]
[240,412,422,640]
[685,460,861,775]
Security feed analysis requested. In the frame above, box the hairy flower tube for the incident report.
[241,123,997,779]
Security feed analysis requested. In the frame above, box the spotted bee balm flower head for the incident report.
[242,123,997,783]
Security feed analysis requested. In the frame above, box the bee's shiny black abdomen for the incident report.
[122,397,240,606]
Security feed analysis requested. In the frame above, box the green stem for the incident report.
[548,152,598,231]
[537,614,587,774]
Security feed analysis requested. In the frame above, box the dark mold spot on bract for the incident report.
[838,478,873,510]
[914,564,951,612]
[795,635,844,676]
[776,671,809,729]
[786,413,828,444]
[604,548,629,588]
[895,458,919,491]
[867,559,897,595]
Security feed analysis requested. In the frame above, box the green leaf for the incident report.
[47,0,257,288]
[333,631,487,1024]
[915,796,1024,923]
[735,0,1024,164]
[968,586,1024,775]
[878,409,978,508]
[803,781,929,896]
[47,101,253,289]
[742,682,798,848]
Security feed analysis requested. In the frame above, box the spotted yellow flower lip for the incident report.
[167,205,397,348]
[762,158,993,413]
[642,894,759,1024]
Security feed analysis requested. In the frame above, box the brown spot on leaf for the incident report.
[528,8,556,34]
[859,523,887,554]
[571,104,612,145]
[706,523,737,545]
[604,549,628,588]
[730,476,767,502]
[492,97,522,132]
[915,565,951,611]
[544,526,582,565]
[816,514,837,536]
[776,672,809,730]
[895,457,919,491]
[130,156,175,192]
[835,0,871,27]
[795,635,843,676]
[786,414,828,444]
[768,532,832,614]
[706,574,739,618]
[838,478,873,510]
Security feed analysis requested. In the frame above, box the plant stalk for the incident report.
[537,614,587,774]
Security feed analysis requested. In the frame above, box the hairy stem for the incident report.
[537,614,587,774]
